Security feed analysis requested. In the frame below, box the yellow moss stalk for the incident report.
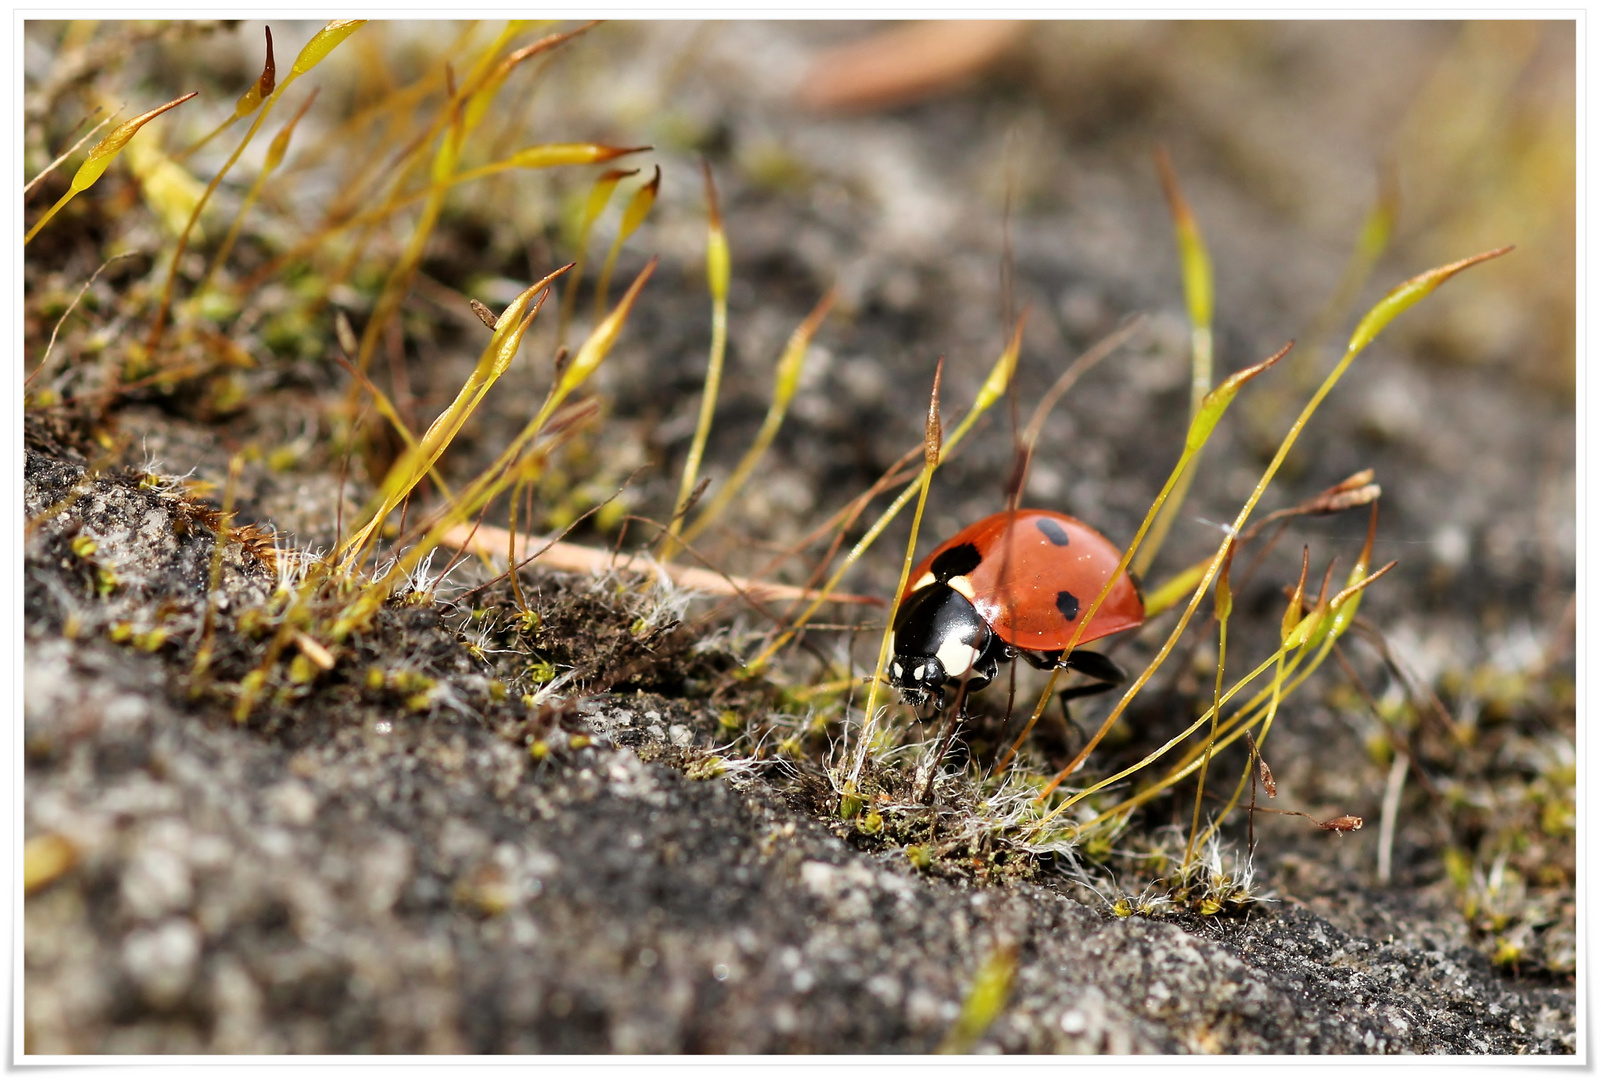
[336,267,567,570]
[24,108,114,198]
[594,166,661,323]
[1141,469,1380,619]
[1186,508,1384,851]
[326,258,658,645]
[176,25,276,162]
[1181,539,1234,882]
[1077,556,1396,840]
[848,359,943,796]
[937,941,1018,1054]
[239,23,595,304]
[558,166,639,345]
[331,344,455,502]
[25,91,198,245]
[332,23,580,384]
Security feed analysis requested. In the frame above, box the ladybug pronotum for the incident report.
[886,509,1145,712]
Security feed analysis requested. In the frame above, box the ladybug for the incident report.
[887,509,1145,712]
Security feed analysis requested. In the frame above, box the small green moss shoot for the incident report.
[662,163,727,558]
[937,940,1018,1053]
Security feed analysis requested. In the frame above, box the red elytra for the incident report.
[902,509,1144,653]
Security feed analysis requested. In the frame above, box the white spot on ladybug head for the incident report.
[913,663,929,682]
[912,571,936,592]
[935,634,979,683]
[946,575,976,600]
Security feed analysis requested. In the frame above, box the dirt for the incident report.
[22,20,1575,1055]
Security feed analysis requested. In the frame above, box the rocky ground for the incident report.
[22,21,1576,1055]
[19,618,1578,1053]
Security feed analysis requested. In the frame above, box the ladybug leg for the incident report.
[918,677,973,803]
[919,636,1005,802]
[1062,649,1127,689]
[913,690,946,725]
[1058,682,1116,702]
[1017,648,1062,671]
[1014,648,1126,700]
[1054,649,1128,725]
[970,634,1005,689]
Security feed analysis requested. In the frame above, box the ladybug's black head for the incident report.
[888,583,999,709]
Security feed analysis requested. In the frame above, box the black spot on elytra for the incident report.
[1036,518,1071,546]
[1055,590,1080,622]
[930,542,982,581]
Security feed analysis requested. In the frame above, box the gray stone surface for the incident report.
[23,596,1574,1052]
